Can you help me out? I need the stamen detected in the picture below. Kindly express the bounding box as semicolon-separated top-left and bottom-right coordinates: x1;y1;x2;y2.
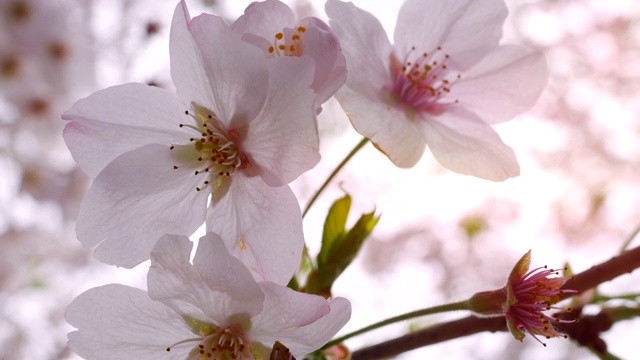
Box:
173;104;248;193
390;45;462;112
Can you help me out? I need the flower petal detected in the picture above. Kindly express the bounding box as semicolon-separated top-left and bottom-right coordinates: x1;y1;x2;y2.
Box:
169;1;216;110
188;12;268;129
335;86;426;168
298;16;347;107
148;234;264;324
283;297;351;356
75;144;208;268
62;83;188;178
66;284;193;360
326;0;393;99
243;56;319;186
206;173;303;285
454;45;548;124
251;282;351;357
420;108;520;181
394;0;507;69
231;0;295;39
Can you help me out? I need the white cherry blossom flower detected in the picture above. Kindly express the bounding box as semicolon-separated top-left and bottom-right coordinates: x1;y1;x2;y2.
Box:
62;1;319;283
65;233;351;360
326;0;548;181
231;0;346;112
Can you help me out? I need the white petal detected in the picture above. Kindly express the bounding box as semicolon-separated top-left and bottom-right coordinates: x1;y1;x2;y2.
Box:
394;0;507;69
188;13;268;129
420;108;520;181
281;297;351;356
148;234;264;325
169;1;216;110
62;83;188;178
250;282;351;357
66;284;193;360
76;144;208;268
206;173;303;285
298;17;347;108
243;57;319;186
325;0;393;99
335;86;426;168
454;45;548;124
231;0;295;38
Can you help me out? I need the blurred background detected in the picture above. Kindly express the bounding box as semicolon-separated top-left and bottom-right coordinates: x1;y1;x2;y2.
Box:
1;0;639;359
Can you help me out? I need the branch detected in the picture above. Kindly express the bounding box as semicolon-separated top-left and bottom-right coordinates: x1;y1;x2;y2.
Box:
351;245;640;360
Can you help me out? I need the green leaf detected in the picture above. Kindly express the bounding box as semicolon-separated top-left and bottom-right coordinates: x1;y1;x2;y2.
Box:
318;195;352;266
307;194;380;296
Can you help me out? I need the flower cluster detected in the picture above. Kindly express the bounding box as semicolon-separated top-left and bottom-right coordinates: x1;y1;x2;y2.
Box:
63;0;550;358
64;1;350;358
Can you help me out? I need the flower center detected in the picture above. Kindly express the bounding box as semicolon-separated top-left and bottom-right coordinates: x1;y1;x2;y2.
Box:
508;265;579;346
389;46;460;113
170;104;248;193
1;56;20;79
267;26;306;57
6;0;31;23
167;323;254;360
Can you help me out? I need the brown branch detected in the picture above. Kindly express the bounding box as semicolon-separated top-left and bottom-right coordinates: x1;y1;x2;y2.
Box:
351;245;640;360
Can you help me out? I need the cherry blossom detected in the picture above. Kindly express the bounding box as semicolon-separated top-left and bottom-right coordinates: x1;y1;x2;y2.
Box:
326;0;547;181
65;233;351;360
231;0;346;113
468;250;578;346
62;1;319;283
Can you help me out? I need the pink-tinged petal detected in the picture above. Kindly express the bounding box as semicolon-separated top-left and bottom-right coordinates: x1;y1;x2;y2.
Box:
336;86;426;168
419;108;520;181
206;173;303;285
188;13;268;129
169;1;216;109
66;284;193;360
75;144;208;268
454;46;548;124
280;297;351;356
394;0;507;69
62;83;188;178
326;0;393;99
148;234;264;325
231;0;295;38
249;282;328;346
243;57;319;186
298;16;347;106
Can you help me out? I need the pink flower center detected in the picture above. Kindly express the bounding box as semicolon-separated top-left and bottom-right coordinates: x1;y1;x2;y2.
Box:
389;46;461;113
507;265;578;346
267;26;306;57
167;323;254;360
170;104;249;193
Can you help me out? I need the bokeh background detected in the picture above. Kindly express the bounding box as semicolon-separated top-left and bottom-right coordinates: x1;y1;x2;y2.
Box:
1;0;639;359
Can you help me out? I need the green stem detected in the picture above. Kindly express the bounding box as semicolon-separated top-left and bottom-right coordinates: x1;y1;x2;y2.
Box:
321;300;471;350
302;137;369;218
619;221;640;253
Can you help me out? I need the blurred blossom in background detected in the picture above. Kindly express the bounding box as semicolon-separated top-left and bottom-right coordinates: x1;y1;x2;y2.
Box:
1;0;639;359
